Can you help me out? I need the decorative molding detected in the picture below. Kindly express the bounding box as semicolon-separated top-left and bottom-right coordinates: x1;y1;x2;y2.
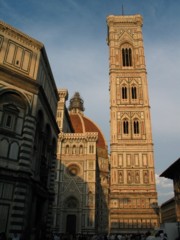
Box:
0;21;43;50
0;34;4;50
59;132;98;142
107;15;143;26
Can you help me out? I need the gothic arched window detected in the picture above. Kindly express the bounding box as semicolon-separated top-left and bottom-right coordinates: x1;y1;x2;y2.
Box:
122;48;132;67
122;86;127;99
123;120;129;134
79;145;83;154
72;145;76;154
65;145;69;154
131;86;137;99
133;120;139;134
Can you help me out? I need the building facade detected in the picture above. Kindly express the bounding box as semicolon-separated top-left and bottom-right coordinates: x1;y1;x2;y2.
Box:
107;14;159;233
53;91;109;236
160;158;180;223
0;21;59;239
160;197;176;223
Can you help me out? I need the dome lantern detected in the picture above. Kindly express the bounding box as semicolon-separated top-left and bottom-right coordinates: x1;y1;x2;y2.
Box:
68;92;85;113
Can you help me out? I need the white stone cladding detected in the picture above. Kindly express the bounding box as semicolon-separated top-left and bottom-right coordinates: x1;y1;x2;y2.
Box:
107;14;159;233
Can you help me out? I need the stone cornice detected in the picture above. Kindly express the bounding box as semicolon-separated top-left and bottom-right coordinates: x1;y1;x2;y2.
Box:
59;132;98;142
107;14;143;27
0;20;43;50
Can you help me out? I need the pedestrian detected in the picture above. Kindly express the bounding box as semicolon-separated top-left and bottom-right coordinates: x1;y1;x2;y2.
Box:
11;233;20;240
53;233;60;240
145;231;155;240
162;233;167;240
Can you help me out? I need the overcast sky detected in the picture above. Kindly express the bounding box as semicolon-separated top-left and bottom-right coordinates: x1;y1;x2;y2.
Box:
1;0;180;205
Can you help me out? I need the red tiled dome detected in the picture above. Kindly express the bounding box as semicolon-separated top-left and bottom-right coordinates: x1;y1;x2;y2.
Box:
69;113;106;149
68;92;107;149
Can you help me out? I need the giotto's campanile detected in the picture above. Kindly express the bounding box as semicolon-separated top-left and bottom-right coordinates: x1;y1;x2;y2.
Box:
107;14;159;233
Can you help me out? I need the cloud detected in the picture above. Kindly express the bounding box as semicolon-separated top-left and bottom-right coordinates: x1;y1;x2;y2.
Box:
155;174;174;205
155;174;173;188
145;40;180;174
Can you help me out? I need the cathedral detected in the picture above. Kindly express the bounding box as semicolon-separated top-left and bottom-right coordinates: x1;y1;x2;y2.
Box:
53;90;109;235
0;13;159;240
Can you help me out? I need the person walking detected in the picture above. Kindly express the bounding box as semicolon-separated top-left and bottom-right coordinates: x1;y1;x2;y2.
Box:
12;233;20;240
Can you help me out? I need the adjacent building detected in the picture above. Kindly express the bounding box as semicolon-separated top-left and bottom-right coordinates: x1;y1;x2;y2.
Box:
159;159;180;238
0;21;59;239
160;197;176;223
107;14;159;233
160;158;180;223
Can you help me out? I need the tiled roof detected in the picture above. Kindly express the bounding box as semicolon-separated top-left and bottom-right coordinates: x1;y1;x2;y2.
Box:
160;158;180;179
69;113;106;149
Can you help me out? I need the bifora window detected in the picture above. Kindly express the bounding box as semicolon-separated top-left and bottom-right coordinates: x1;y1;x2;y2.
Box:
122;48;132;67
133;120;139;134
123;120;129;134
131;86;137;99
122;86;127;99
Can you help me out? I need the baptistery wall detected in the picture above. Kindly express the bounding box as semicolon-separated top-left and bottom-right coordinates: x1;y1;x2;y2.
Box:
0;20;59;239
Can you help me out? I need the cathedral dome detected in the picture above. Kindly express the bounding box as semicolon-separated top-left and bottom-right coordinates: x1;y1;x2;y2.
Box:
68;92;107;149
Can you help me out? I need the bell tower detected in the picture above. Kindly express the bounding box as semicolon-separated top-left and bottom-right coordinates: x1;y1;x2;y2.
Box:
107;14;159;233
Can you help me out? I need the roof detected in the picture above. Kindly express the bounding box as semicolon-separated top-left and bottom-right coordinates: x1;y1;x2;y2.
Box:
68;92;107;149
161;197;175;207
160;158;180;179
0;20;43;50
69;113;107;149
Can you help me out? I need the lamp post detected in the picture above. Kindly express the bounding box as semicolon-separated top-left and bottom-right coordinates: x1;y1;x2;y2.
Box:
150;202;160;229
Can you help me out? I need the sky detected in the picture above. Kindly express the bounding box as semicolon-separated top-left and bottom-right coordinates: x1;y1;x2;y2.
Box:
1;0;180;205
